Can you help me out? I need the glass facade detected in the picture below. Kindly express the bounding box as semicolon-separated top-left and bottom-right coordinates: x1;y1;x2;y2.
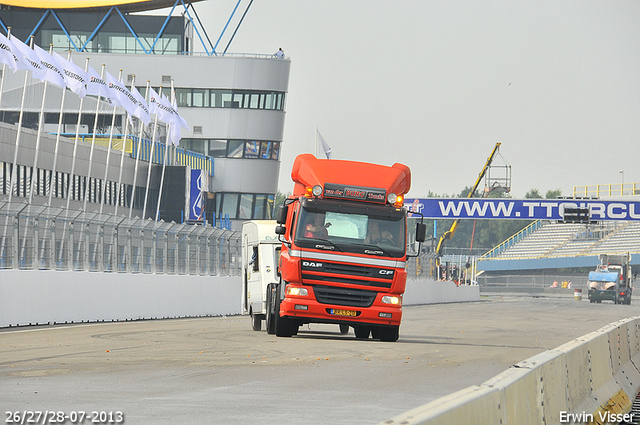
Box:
171;88;285;111
181;139;280;160
217;192;275;220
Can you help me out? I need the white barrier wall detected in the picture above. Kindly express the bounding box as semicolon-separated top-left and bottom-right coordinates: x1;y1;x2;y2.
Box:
379;315;640;425
0;272;477;328
0;270;242;327
404;280;480;305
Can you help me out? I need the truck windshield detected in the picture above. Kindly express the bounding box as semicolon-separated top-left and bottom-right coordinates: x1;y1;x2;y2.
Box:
589;280;616;291
294;198;406;257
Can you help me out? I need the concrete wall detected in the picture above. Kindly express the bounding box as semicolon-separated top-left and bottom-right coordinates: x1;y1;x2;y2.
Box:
0;272;478;328
404;280;480;305
379;315;640;425
0;270;241;327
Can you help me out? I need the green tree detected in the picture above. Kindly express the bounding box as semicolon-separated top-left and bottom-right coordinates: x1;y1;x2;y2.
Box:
545;189;562;199
274;190;291;209
525;188;543;199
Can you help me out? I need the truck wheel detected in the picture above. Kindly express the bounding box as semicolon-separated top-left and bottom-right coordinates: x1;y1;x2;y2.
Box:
251;311;262;331
354;326;371;339
339;324;350;335
375;326;399;342
274;285;296;337
265;284;275;334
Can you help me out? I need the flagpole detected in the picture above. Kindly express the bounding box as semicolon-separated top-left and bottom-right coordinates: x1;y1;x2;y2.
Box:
0;28;12;265
65;57;90;211
114;73;134;217
83;63;106;211
99;70;122;214
142;86;162;220
6;36;36;265
28;44;57;204
129;80;150;218
7;36;35;205
48;51;72;208
0;27;11;125
155;121;170;222
155;85;175;222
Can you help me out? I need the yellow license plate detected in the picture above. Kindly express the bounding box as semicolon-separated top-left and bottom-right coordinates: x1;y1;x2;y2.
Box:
331;309;357;317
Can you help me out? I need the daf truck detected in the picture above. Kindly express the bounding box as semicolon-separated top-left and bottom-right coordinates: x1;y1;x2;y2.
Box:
268;154;426;341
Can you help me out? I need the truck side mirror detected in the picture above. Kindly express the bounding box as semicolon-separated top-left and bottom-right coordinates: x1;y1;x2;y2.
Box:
275;225;286;235
415;223;427;242
276;205;288;224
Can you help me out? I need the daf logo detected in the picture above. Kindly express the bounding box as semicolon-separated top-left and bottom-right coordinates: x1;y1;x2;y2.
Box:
302;261;323;268
379;270;394;275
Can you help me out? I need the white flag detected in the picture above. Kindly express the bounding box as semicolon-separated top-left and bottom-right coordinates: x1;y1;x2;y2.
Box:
52;51;87;98
33;44;66;89
87;65;112;100
10;36;46;80
105;71;142;123
171;96;189;130
130;85;150;125
0;32;20;72
317;129;332;159
148;87;173;123
166;96;190;146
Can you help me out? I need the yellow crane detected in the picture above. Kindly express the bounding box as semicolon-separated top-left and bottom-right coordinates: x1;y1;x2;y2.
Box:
435;142;509;268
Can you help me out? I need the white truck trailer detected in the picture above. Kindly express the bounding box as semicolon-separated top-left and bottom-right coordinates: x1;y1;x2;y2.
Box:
241;220;281;330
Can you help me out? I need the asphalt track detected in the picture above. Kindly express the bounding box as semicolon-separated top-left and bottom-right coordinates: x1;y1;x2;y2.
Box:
2;295;639;425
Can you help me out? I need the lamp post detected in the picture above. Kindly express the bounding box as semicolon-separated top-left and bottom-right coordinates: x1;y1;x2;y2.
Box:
619;170;624;195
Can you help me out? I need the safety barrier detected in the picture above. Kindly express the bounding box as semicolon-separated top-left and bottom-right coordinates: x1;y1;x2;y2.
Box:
379;316;640;425
0;201;240;275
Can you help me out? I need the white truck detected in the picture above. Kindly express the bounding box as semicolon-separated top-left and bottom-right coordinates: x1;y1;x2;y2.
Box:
241;220;282;331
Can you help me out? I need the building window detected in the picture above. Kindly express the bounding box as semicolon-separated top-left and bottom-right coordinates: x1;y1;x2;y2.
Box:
181;139;280;160
141;87;286;111
218;192;276;220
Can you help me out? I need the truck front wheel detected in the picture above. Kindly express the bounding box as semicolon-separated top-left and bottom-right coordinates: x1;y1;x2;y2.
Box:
274;284;298;337
354;326;371;339
373;326;399;342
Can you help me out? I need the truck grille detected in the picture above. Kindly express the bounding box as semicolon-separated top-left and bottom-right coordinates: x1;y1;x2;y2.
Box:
312;285;377;307
301;260;395;289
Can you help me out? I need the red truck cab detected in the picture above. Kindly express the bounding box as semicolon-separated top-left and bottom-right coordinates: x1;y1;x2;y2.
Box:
268;154;425;341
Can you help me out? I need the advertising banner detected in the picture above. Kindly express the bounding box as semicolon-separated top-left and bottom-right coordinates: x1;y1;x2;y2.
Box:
404;198;640;221
189;169;204;221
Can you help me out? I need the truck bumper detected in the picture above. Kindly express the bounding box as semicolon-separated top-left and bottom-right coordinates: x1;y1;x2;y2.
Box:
280;294;402;327
588;289;616;301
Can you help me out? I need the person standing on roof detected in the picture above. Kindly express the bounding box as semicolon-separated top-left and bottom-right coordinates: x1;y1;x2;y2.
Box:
274;48;285;59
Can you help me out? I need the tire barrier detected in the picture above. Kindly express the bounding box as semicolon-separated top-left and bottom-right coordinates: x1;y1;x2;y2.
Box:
379;316;640;425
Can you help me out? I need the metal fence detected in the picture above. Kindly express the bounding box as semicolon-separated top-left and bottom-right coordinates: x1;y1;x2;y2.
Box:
0;201;241;276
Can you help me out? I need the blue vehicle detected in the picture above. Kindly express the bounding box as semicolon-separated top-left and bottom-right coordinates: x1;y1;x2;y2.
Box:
588;253;633;305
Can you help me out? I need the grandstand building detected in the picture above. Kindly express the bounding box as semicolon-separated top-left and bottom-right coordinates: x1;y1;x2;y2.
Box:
477;218;640;287
0;1;290;228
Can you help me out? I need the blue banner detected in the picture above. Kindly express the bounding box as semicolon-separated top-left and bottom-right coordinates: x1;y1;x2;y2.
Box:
189;169;204;220
404;198;640;221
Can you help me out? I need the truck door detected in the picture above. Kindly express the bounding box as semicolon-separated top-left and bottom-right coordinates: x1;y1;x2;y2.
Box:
243;234;249;313
248;245;262;314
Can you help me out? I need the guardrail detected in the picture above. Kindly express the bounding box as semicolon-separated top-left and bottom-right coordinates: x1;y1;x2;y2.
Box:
379;315;640;425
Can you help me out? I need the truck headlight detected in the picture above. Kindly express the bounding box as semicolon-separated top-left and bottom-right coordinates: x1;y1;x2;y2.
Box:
286;287;308;296
381;295;401;305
